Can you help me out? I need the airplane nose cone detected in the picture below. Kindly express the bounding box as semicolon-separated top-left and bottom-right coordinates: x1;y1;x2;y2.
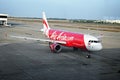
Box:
95;43;102;51
88;43;103;51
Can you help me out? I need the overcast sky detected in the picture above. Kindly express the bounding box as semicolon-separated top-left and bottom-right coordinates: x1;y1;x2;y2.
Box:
0;0;120;19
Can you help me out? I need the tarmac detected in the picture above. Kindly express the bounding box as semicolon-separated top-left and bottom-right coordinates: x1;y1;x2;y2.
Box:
0;20;120;80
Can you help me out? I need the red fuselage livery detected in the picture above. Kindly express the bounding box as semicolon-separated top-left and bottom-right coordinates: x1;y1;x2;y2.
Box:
42;12;102;53
48;29;86;50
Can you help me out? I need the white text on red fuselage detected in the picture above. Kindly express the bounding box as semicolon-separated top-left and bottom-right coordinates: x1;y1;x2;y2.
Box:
50;31;74;41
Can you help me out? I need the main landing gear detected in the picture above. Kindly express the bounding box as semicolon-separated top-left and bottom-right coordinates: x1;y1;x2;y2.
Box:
73;47;78;51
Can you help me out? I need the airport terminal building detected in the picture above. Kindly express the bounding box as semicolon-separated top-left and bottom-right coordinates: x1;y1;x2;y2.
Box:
0;14;8;26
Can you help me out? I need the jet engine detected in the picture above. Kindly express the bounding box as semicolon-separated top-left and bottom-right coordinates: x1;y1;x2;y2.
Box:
49;43;62;53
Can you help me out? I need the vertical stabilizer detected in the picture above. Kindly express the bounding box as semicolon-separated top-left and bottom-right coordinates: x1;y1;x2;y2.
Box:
42;12;50;35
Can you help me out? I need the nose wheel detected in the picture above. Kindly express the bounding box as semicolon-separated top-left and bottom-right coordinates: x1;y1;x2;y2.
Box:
86;54;91;58
86;52;91;58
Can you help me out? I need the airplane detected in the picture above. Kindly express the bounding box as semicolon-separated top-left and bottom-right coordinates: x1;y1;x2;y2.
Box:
11;12;102;58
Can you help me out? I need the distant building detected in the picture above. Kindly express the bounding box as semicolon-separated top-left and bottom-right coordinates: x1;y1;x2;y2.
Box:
95;19;120;24
104;20;120;24
0;14;8;26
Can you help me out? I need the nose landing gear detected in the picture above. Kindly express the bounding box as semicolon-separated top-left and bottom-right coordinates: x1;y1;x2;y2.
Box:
86;52;91;58
86;54;91;58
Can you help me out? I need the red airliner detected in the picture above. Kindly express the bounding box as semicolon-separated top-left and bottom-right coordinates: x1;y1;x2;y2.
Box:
42;12;102;53
11;12;102;58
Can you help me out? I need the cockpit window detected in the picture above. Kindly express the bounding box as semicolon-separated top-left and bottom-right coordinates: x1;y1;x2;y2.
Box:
89;40;100;43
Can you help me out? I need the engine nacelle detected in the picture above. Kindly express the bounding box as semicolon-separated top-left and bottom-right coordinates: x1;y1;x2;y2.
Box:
49;43;62;53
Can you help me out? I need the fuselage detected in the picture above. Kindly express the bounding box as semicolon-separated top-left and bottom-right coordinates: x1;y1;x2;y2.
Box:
47;29;102;51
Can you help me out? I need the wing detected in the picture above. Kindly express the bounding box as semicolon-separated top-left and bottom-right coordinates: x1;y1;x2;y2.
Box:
10;35;66;44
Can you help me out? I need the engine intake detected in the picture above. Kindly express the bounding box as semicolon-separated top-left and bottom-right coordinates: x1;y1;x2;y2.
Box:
49;43;62;53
